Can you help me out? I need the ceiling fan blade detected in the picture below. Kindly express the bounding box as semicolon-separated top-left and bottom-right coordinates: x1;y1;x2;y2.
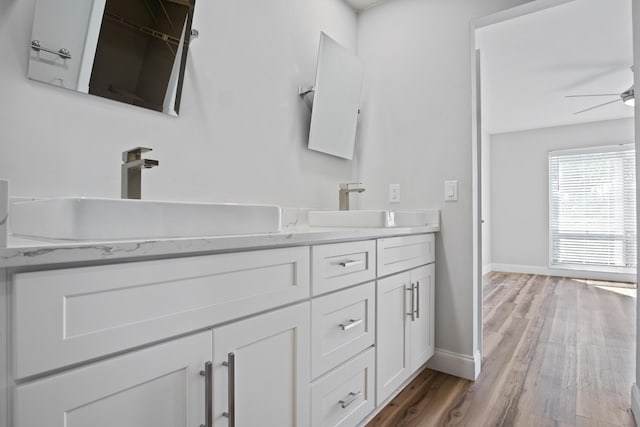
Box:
565;94;621;98
573;99;622;115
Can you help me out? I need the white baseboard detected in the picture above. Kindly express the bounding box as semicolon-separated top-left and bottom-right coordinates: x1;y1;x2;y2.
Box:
491;263;636;284
359;350;483;426
426;348;480;381
631;384;640;425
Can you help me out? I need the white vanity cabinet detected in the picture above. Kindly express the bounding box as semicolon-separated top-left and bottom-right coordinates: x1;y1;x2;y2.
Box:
212;303;310;427
376;264;435;405
375;234;435;406
2;229;439;427
15;331;212;427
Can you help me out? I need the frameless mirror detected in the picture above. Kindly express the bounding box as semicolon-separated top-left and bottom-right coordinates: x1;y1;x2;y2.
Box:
303;32;364;160
28;0;196;116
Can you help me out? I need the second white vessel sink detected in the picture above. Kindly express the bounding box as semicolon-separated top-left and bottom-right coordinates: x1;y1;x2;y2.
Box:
308;209;439;228
10;197;282;240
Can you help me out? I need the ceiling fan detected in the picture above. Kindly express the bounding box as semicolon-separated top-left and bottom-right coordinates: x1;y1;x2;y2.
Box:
566;66;635;114
566;86;635;114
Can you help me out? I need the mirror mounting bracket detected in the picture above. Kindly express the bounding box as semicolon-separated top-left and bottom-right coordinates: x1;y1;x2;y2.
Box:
298;86;315;97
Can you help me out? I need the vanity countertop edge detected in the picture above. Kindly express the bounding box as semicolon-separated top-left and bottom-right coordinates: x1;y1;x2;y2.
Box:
0;225;440;269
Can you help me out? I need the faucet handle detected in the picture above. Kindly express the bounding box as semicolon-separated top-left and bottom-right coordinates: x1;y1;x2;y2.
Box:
123;147;153;162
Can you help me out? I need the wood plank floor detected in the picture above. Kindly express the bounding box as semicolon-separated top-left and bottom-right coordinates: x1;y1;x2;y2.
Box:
367;273;637;427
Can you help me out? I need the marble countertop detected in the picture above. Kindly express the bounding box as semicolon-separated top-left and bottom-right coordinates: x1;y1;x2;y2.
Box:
0;224;440;269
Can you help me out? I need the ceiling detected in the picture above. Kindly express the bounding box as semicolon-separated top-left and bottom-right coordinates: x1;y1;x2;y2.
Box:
477;0;633;134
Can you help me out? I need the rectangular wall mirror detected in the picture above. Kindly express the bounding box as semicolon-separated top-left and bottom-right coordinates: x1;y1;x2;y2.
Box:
28;0;196;116
305;32;363;160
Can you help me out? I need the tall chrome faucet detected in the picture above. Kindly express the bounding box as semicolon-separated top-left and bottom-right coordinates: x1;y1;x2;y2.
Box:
121;147;159;199
339;183;365;211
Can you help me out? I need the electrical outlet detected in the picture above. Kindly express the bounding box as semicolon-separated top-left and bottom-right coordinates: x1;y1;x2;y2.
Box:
389;184;401;203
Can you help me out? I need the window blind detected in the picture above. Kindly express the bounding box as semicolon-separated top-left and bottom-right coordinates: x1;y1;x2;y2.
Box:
549;145;636;273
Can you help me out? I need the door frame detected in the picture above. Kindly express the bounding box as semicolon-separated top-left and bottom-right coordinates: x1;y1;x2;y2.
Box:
469;0;577;378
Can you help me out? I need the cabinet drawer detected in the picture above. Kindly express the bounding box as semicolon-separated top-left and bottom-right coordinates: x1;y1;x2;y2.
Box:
13;246;310;379
311;282;375;379
312;240;376;295
311;348;375;427
377;234;434;277
15;331;211;427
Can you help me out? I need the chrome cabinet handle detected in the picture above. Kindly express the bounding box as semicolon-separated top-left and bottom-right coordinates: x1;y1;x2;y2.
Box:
416;281;420;319
199;362;212;427
222;352;236;427
338;260;362;268
30;40;72;59
339;391;362;409
339;318;363;331
407;285;416;321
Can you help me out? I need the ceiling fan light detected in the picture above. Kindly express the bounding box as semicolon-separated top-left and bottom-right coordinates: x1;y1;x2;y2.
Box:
624;97;635;107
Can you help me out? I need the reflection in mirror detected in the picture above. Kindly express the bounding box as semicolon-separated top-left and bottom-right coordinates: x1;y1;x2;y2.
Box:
28;0;196;116
305;32;363;160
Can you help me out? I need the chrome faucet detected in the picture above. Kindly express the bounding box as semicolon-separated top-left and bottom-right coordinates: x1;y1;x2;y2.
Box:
339;183;365;211
121;147;159;200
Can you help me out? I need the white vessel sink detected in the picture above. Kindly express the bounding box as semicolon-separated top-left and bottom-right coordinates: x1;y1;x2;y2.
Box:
10;198;281;240
308;209;439;228
309;210;393;227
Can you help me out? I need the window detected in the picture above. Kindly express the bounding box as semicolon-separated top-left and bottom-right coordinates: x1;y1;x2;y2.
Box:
549;145;636;273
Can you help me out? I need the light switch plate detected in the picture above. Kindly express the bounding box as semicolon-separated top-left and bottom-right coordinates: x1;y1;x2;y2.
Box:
444;180;458;202
389;184;401;203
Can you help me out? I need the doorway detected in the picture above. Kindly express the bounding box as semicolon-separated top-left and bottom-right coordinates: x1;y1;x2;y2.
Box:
471;0;637;411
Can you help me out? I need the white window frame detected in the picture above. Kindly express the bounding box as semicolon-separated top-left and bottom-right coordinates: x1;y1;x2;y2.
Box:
548;143;636;274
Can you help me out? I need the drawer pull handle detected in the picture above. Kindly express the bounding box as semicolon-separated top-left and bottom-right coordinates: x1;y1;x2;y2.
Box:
407;285;416;322
338;260;362;268
199;361;212;427
339;391;362;409
416;281;420;319
222;352;236;427
339;318;363;331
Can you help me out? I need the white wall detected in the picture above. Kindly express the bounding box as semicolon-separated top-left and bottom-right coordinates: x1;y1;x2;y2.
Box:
2;0;545;379
0;0;358;209
490;118;635;272
357;0;532;363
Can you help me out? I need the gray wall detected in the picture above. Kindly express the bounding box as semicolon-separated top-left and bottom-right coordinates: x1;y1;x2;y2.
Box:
490;118;635;269
357;0;532;359
0;0;358;209
1;0;540;374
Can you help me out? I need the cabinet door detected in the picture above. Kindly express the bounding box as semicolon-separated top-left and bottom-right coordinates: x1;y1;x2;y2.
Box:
376;272;411;405
15;331;212;427
213;303;310;427
410;264;435;371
